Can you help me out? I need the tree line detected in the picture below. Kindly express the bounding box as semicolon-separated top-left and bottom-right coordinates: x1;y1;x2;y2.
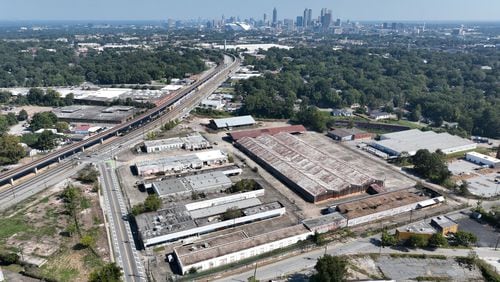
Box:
0;41;209;87
236;46;499;138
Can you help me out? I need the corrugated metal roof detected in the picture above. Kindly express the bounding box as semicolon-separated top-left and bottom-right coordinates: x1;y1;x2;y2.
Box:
211;115;255;128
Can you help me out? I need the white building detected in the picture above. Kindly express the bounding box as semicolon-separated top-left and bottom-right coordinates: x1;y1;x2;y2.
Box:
209;115;256;130
465;152;500;168
174;225;311;274
371;129;477;157
144;133;210;153
135;150;228;176
199;99;225;110
370;111;396;120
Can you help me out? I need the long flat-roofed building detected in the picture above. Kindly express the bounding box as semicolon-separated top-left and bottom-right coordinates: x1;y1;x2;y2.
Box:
135;189;286;247
152;171;232;198
336;190;444;226
174;225;311;274
135;150;228;176
144;133;211;153
53;105;138;124
209;115;256;130
371;129;476;157
236;132;383;203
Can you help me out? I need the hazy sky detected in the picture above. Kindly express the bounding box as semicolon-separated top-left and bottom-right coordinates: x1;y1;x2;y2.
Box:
1;0;499;22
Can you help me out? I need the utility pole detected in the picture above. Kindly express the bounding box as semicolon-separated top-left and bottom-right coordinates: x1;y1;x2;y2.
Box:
495;236;499;251
253;262;258;281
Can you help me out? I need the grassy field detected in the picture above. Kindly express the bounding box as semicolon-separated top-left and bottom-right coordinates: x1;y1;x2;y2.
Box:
0;214;32;243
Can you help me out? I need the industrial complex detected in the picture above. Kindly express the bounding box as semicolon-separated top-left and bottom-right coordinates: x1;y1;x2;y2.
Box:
236;132;383;202
135;189;286;247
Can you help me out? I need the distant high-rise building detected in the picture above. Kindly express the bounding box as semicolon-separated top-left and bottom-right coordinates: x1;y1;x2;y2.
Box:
321;8;332;30
296;16;303;28
335;18;341;26
263;13;267;24
307;9;312;26
303;8;312;28
272;7;278;25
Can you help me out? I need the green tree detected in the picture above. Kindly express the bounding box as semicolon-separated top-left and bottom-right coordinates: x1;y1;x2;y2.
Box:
89;263;122;282
0;116;9;133
29;111;58;131
310;254;348;282
0;252;20;265
17;109;28;121
381;230;398;247
410;104;422;122
428;232;448;248
0;91;11;103
55;121;69;133
412;149;451;184
296;106;327;132
453;231;477;247
34;130;57;151
80;234;96;249
77;164;100;184
5;113;18;126
144;194;162;212
221;207;242;221
312;231;326;246
0;134;26;165
406;234;429;248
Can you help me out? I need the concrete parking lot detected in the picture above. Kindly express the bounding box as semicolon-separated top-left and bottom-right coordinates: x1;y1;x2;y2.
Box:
377;256;483;281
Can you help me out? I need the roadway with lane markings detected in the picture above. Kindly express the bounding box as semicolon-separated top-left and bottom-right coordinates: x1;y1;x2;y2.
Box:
0;54;240;281
0;54;238;186
100;162;145;281
0;54;240;212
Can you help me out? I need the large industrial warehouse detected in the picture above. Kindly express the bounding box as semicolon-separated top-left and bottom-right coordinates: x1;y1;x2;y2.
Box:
236;132;383;203
371;129;476;157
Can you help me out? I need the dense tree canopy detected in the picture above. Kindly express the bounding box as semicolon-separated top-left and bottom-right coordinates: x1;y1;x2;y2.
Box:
29;111;58;131
0;134;26;165
412;149;451;184
0;42;208;87
236;46;499;138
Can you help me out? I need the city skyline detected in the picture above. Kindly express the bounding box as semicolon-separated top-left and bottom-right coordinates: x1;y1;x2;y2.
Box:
0;0;499;22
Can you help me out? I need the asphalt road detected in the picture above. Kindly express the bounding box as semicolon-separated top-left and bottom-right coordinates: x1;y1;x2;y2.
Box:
218;236;499;282
0;54;240;281
0;160;83;210
100;162;145;281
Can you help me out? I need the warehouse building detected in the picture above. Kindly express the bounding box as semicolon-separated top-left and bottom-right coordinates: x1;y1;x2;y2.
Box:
302;213;347;234
335;189;444;226
151;171;232;198
327;128;374;142
228;125;306;141
174;225;311;274
135;150;228;176
209;115;256;130
395;216;458;240
236;132;383;203
371;129;476;157
465;152;500;168
53;105;138;124
137;192;284;247
144;133;211;153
